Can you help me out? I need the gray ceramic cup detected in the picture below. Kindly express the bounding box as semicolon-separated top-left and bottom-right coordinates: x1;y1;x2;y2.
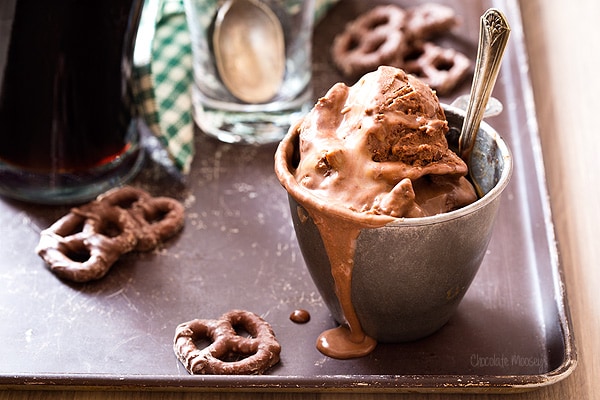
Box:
275;104;512;342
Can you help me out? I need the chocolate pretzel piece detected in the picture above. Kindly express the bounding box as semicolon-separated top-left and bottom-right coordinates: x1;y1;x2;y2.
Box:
35;203;138;282
173;310;281;375
404;2;458;40
404;42;472;96
331;5;407;78
36;186;185;282
331;3;470;95
98;186;185;252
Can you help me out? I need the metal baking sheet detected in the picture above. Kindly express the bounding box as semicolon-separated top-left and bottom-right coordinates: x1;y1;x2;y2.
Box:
0;0;576;393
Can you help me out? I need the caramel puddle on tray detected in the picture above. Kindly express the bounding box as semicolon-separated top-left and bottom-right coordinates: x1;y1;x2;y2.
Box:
308;210;377;359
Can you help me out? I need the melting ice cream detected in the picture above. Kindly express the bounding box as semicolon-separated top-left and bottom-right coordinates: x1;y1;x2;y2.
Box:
275;66;477;358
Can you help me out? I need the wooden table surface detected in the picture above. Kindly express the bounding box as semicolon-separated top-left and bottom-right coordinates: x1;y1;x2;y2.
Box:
2;0;598;399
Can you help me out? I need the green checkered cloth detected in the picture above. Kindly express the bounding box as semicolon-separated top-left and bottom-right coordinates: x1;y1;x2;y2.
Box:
133;0;337;174
134;0;194;173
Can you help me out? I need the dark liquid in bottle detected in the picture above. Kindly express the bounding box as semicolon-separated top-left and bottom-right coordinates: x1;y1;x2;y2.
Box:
0;0;143;173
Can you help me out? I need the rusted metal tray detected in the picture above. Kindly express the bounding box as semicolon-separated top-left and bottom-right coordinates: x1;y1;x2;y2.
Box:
0;0;576;393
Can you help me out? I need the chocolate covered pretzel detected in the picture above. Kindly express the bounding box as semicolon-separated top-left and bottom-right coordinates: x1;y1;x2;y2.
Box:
403;41;471;96
173;310;281;375
332;3;470;95
404;2;458;40
331;5;408;78
36;186;185;282
98;186;185;252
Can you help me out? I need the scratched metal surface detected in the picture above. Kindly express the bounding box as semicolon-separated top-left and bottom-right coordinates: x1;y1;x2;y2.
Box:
0;0;575;392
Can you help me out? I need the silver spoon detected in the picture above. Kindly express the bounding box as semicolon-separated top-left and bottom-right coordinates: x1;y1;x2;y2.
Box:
458;8;510;195
451;94;503;118
212;0;285;104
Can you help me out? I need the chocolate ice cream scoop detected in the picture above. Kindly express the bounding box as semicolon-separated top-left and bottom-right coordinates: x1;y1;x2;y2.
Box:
293;66;476;218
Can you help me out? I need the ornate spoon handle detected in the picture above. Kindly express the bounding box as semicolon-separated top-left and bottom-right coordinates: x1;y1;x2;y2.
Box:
459;8;511;163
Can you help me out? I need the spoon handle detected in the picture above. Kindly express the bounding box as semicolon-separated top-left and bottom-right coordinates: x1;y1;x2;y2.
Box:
459;8;511;162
